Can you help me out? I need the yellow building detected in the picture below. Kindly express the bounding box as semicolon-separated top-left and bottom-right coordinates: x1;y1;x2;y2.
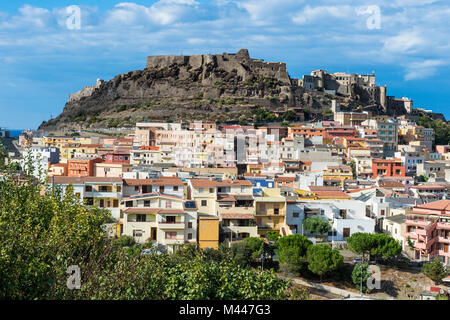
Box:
323;165;353;187
295;189;318;200
198;215;219;249
254;188;288;236
43;136;76;149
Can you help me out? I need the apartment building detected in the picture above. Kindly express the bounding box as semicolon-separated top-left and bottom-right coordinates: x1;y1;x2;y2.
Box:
404;200;450;265
254;188;288;237
323;165;353;187
362;119;399;154
52;176;123;220
121;193;197;252
67;157;103;177
187;179;253;217
123;177;184;198
372;159;405;179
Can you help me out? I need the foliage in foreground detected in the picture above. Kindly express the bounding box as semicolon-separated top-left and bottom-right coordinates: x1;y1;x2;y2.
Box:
307;244;343;280
421;258;448;283
0;170;290;300
351;263;372;293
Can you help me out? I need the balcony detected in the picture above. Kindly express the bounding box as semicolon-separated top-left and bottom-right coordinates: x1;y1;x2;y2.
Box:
416;228;427;236
437;222;450;230
164;237;185;245
85;191;121;198
158;222;185;229
405;220;430;228
222;225;258;237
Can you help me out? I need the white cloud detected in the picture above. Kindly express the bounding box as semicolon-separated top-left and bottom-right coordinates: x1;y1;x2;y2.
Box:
105;0;199;26
0;5;52;29
237;0;302;25
292;5;354;25
382;31;428;54
404;59;444;80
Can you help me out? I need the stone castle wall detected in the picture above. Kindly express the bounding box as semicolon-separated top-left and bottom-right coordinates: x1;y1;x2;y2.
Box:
146;49;291;85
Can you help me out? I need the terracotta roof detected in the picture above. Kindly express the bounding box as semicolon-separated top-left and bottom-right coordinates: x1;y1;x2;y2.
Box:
315;190;351;199
123;177;183;186
52;176;122;184
190;179;252;188
220;213;255;220
416;200;450;211
412;184;449;190
309;186;340;192
122;192;182;201
379;181;405;188
217;195;236;202
275;176;295;182
122;208;184;214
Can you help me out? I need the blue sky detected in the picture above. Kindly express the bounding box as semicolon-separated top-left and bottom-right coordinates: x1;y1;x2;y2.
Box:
0;0;449;130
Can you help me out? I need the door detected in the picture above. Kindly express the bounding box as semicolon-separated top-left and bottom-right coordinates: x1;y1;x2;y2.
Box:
445;244;449;253
343;228;350;238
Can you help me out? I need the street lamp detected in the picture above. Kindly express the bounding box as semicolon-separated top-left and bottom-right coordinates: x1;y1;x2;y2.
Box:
360;264;363;297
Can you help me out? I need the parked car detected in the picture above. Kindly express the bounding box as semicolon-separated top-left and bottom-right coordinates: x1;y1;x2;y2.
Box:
353;257;364;264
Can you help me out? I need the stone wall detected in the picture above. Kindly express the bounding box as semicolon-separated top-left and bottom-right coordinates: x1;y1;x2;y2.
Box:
146;49;291;85
69;78;104;102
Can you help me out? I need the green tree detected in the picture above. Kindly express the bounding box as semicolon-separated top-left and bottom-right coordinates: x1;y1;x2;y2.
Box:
113;235;136;248
266;231;280;243
346;233;374;260
307;244;343;281
0;165;292;300
369;233;402;260
422;258;448;283
277;234;312;274
352;263;371;293
230;241;254;267
302;216;331;235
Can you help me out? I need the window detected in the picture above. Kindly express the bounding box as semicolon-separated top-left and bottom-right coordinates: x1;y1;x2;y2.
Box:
165;200;172;208
165;232;177;239
144;200;150;207
293;212;299;218
136;214;146;222
201;200;207;207
188;222;193;229
160;186;165;193
259;203;266;213
343;228;350;238
174;186;178;191
209;188;214;193
85;185;93;192
188;233;193;240
133;230;143;237
165;216;176;223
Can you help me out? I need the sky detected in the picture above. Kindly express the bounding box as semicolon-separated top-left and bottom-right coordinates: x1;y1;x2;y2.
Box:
0;0;449;130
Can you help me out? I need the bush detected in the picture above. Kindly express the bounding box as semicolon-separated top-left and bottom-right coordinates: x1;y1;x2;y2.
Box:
422;258;448;283
113;235;136;248
352;263;371;293
303;216;331;235
306;244;343;281
277;235;312;274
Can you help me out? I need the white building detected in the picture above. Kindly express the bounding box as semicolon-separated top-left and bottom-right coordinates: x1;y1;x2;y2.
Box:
121;193;197;252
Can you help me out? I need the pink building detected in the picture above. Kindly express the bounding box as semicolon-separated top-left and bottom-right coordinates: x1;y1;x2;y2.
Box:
404;200;450;265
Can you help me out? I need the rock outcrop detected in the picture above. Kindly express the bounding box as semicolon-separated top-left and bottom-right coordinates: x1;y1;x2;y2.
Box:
39;49;389;131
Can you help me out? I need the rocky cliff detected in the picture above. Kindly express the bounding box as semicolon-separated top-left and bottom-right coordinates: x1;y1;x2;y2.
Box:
39;49;388;131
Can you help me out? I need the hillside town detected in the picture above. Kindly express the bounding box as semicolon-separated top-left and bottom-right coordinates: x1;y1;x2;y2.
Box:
2;104;450;300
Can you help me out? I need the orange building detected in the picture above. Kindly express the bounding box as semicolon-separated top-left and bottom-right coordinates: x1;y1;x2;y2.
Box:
372;159;405;179
68;157;103;177
198;215;219;249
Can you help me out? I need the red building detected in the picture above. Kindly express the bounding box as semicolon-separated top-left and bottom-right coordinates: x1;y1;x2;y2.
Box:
372;158;405;178
68;157;103;177
105;152;131;164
